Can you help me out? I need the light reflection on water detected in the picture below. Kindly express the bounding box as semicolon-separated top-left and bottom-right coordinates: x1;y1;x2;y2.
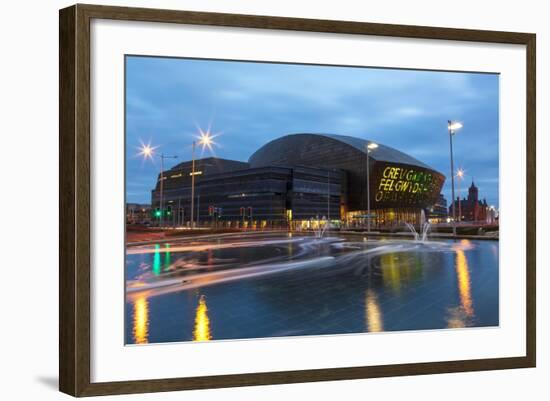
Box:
152;244;161;276
125;233;499;344
447;239;475;328
365;290;383;332
164;244;171;271
133;295;149;344
381;253;405;294
193;295;212;341
455;242;474;317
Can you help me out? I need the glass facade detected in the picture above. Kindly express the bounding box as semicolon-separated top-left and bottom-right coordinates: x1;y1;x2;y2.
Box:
151;134;446;228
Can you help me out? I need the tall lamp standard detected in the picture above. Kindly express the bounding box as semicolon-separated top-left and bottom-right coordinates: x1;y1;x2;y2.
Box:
190;131;215;228
137;142;177;227
159;153;178;226
447;120;463;236
366;142;378;233
456;168;464;223
327;170;331;222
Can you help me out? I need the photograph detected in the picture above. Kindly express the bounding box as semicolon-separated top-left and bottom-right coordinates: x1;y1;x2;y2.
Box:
124;55;500;345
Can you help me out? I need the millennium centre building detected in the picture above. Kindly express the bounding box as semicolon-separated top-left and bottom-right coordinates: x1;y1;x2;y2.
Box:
151;133;446;229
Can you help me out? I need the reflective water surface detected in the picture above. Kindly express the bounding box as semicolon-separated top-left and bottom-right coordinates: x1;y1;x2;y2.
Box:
125;233;499;344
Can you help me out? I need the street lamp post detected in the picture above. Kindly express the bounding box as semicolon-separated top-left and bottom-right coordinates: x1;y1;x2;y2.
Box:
196;192;201;227
137;142;178;227
327;170;330;223
448;120;463;237
189;130;215;228
456;168;464;223
366;142;378;233
177;198;181;226
190;141;196;228
159;153;178;227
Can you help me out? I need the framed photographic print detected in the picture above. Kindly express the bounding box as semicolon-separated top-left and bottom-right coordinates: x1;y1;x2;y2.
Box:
59;4;536;397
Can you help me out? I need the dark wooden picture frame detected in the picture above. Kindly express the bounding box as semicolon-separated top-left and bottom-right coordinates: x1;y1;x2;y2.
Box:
59;3;536;397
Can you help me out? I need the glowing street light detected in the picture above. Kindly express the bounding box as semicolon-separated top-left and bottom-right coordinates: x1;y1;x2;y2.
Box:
198;131;214;149
366;142;378;233
139;145;153;159
448;121;463;131
137;141;158;161
190;129;218;228
448;120;463;236
137;141;177;226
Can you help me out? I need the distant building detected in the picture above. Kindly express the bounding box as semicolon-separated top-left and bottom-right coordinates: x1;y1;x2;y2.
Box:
126;203;152;224
151;133;446;228
449;180;489;222
426;193;448;223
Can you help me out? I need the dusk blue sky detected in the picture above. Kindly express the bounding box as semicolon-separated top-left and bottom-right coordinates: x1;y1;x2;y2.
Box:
126;56;499;207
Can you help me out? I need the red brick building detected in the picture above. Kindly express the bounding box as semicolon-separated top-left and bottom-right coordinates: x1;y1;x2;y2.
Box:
449;180;488;222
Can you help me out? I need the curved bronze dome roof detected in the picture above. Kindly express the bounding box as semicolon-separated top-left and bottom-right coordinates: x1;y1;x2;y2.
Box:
249;133;439;173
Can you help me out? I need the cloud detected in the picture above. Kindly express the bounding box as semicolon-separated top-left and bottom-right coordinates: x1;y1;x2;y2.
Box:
395;107;426;117
217;90;250;101
125;56;499;206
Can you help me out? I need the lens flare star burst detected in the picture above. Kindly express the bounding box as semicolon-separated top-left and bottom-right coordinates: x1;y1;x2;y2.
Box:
137;140;159;161
194;124;221;155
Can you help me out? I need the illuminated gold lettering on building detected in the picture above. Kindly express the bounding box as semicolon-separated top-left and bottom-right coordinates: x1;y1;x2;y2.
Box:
373;164;442;206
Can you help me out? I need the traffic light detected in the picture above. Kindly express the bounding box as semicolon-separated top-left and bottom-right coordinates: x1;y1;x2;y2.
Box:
208;206;214;216
154;209;162;218
247;206;253;217
240;207;245;216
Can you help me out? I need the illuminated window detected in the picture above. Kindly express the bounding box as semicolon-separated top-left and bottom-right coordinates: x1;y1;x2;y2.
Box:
286;209;293;221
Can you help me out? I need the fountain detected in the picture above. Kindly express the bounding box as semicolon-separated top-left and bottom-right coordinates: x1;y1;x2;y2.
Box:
314;216;329;239
404;210;431;242
404;222;419;241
